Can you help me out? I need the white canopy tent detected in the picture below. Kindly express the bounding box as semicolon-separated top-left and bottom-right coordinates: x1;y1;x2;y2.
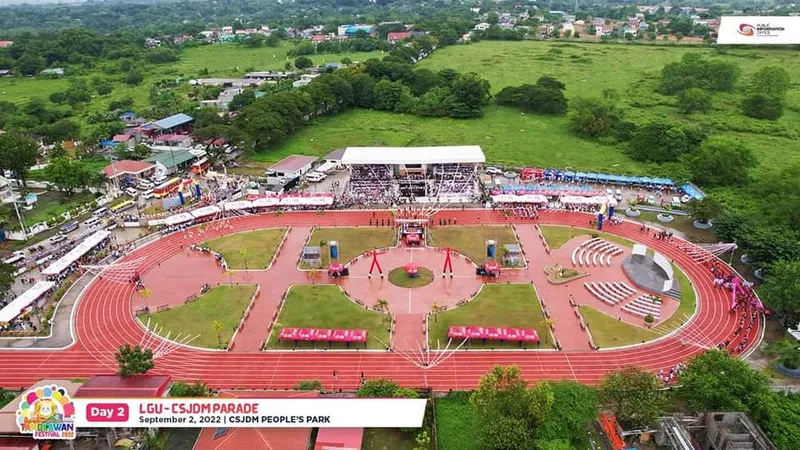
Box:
0;281;55;323
165;212;194;226
190;205;221;219
252;197;279;208
492;194;548;204
42;230;111;276
222;200;254;211
560;195;617;206
341;146;486;165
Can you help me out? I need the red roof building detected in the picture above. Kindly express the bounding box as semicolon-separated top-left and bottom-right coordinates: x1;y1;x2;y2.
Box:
102;160;155;180
311;34;330;43
0;41;13;48
193;390;319;450
75;375;171;398
314;428;364;450
387;31;412;43
113;134;132;142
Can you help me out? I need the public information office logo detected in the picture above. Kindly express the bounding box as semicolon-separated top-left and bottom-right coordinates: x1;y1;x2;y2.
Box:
738;23;756;36
16;385;76;440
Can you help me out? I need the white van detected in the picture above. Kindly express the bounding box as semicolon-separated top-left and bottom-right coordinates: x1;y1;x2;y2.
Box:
141;189;154;200
83;217;101;228
49;234;68;245
671;196;682;208
125;187;139;198
93;207;110;218
306;172;327;183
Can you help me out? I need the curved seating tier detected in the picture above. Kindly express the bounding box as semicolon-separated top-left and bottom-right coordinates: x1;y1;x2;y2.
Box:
584;281;637;306
572;238;624;267
622;295;662;320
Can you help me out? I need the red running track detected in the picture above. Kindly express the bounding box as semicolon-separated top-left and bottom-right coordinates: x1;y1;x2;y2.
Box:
0;210;762;391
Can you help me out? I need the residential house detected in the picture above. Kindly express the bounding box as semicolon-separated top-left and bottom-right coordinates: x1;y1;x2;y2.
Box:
622;25;637;36
707;19;721;31
152;134;192;148
636;13;645;21
173;34;193;45
41;68;65;77
540;23;555;36
593;17;605;27
310;34;330;43
337;24;374;37
102;160;156;187
222;26;233;35
474;22;491;31
293;73;320;88
628;17;640;28
0;70;11;77
387;31;412;43
534;14;545;21
244;71;292;82
0;41;13;48
549;10;565;15
112;134;135;150
199;30;215;41
0;176;15;204
144;149;198;176
144;38;161;48
639;22;650;31
637;6;659;13
518;11;530;20
597;25;615;36
562;23;575;33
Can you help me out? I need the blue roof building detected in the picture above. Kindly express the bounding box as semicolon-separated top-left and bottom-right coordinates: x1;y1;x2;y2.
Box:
141;113;194;132
345;25;374;36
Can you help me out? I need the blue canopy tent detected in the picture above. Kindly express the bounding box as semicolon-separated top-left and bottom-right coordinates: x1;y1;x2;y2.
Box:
682;183;705;200
564;171;575;180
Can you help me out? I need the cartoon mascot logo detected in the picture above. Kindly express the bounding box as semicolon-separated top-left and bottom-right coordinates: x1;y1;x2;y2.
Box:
738;24;756;36
16;385;76;440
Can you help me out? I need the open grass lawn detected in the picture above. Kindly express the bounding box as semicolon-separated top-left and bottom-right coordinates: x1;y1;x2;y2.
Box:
578;263;696;347
139;285;256;349
362;428;419;450
435;392;479;450
388;267;434;288
426;225;517;264
0;77;70;105
178;42;382;78
429;284;549;349
306;227;396;267
539;224;634;250
204;228;287;269
267;285;389;349
579;305;656;348
1;191;97;230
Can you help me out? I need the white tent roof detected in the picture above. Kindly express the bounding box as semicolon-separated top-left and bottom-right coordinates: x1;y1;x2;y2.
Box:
42;230;111;276
341;146;485;165
492;194;548;204
165;212;194;226
252;197;279;207
190;205;220;219
222;200;253;211
0;281;55;323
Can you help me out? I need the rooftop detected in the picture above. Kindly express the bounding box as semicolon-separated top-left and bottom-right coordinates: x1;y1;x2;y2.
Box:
314;428;364;450
270;155;317;172
103;160;155;178
324;148;346;161
145;149;197;169
193;390;318;450
144;113;194;131
341;146;486;165
75;374;171;398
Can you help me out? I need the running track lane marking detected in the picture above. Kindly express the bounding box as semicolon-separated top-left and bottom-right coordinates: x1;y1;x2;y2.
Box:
268;352;283;389
563;352;578;382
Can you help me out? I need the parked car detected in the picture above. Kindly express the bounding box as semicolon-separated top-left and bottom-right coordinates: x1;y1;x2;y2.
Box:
141;189;154;200
305;172;327;183
485;167;502;175
93;207;110;218
49;234;67;245
137;180;154;190
503;171;518;179
125;187;139;198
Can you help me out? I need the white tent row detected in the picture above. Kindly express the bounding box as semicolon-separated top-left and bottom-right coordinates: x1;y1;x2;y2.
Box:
42;230;111;276
0;280;56;323
560;195;618;207
165;212;194;226
492;194;549;204
190;205;221;219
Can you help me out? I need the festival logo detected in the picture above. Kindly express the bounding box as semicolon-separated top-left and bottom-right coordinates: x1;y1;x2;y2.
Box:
16;385;76;440
738;23;756;36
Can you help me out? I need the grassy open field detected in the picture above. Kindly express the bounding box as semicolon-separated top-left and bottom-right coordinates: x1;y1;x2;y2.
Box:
139;285;256;349
0;77;70;105
435;392;479;450
426;225;518;264
267;285;389;349
261;40;800;176
306;227;396;267
539;224;634;250
204;228;287;269
0;191;96;230
429;284;549;349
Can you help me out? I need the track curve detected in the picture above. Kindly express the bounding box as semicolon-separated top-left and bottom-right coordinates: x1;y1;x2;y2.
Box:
0;210;761;390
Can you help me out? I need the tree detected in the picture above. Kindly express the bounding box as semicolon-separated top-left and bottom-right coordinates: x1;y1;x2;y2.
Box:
294;56;313;70
569;97;626;139
537;381;598;444
115;344;155;376
750;66;790;99
599;366;664;429
742;93;783;121
44;157;92;195
17;54;45;76
488;12;500;25
471;365;534;449
0;263;15;299
374;298;389;312
627;122;692;163
760;260;800;328
170;380;211;397
372;79;410;111
660;53;740;95
45;119;81;144
677;87;711;114
686;136;756;187
357;379;399;397
229;89;256;111
495;79;568;115
0;133;39;186
212;320;224;346
295;379;323;391
543;319;553;344
125;70;143;85
677;350;771;414
685;197;723;224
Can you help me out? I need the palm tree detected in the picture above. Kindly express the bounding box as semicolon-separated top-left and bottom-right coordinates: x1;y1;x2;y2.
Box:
306;269;321;285
225;269;236;285
543;319;554;344
212;320;224;346
430;303;444;323
383;314;393;332
374;299;389;313
239;248;248;269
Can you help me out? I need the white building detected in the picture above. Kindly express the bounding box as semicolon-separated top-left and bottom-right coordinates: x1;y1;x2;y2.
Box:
473;22;490;31
292;73;320;88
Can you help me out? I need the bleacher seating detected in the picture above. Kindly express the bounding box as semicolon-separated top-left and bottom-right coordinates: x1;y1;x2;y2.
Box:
572;238;623;267
622;295;662;320
584;281;637;306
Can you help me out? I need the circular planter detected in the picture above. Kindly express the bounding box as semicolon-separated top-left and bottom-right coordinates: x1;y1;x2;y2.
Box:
754;268;765;281
693;220;713;229
775;362;800;378
656;213;674;223
388;267;434;289
741;254;751;265
625;208;641;217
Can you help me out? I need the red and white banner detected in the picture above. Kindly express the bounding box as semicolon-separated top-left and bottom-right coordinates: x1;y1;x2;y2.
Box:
72;398;426;428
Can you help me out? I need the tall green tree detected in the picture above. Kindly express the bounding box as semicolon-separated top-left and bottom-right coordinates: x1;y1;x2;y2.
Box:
742;93;783;121
470;365;534;449
170;380;211;397
44;157;92;195
537;381;598;443
0;263;16;299
357;379;399;397
677;350;771;414
0;132;39;186
599;366;664;429
760;260;800;327
686;136;756;187
569;97;627;139
627;122;692;163
115;344;155;377
750;66;791;99
677;87;712;114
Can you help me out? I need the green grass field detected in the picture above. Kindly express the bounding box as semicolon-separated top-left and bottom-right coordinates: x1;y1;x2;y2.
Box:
139;285;256;349
538;225;634;250
204;228;287;269
435;392;479;450
1;191;96;230
429;284;549;349
362;428;420;450
268;285;389;349
426;225;518;264
388;267;434;288
306;227;396;267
